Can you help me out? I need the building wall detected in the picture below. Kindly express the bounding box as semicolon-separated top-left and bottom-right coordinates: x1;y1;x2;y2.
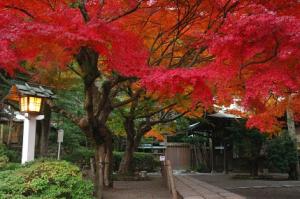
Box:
0;122;23;144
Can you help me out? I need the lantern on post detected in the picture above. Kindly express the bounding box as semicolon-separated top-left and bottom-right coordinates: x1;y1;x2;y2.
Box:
20;96;43;113
5;83;55;164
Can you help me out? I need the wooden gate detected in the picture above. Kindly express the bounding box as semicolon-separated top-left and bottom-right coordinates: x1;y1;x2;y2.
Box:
165;143;191;170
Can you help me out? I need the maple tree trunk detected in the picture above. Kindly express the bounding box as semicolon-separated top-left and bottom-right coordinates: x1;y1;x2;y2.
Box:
119;117;136;175
119;122;149;175
118;135;135;175
94;142;105;199
77;46;116;197
94;134;113;198
104;133;113;188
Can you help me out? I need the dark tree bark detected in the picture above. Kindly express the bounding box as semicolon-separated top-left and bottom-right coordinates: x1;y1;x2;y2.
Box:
39;103;52;156
118;117;136;175
118;139;135;174
94;141;105;199
118;116;154;175
92;126;114;198
76;46;108;199
118;98;187;175
104;132;113;188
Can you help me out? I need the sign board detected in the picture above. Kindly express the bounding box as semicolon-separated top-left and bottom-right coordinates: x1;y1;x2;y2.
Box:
160;155;166;162
57;129;64;143
215;146;224;150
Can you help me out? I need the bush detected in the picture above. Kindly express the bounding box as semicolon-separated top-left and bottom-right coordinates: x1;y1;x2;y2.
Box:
0;144;20;163
63;147;94;167
0;155;8;169
266;132;298;172
113;152;159;172
0;162;21;171
0;160;94;199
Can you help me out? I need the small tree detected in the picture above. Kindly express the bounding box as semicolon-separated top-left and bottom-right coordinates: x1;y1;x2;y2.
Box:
266;131;299;180
227;121;267;176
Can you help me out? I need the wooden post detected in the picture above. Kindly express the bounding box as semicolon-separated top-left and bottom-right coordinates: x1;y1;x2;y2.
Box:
161;161;167;187
166;160;177;199
166;162;171;191
90;158;95;179
0;124;3;144
223;141;228;174
209;137;214;173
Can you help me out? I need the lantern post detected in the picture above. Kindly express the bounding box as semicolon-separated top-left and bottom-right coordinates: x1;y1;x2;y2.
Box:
6;83;55;164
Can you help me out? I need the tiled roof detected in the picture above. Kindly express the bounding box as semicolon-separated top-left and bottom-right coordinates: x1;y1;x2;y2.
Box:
5;82;56;101
15;83;55;98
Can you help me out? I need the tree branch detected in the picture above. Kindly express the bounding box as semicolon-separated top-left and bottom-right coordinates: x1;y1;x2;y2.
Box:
150;110;188;126
78;0;90;22
4;5;35;18
136;102;177;119
47;100;83;126
67;65;82;77
106;1;142;23
111;89;143;108
0;72;12;86
241;37;279;69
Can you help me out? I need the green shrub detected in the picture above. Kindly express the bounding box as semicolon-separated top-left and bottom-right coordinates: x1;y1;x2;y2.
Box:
0;160;94;199
0;144;20;162
63;147;94;167
113;152;159;172
0;155;8;169
266;132;298;172
0;162;21;171
194;163;210;173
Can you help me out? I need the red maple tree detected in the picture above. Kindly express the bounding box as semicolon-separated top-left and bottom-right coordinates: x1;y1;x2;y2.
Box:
0;1;300;196
0;0;149;76
142;1;300;133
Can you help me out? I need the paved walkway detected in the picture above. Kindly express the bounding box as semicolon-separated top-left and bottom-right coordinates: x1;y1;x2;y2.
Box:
175;175;245;199
103;176;171;199
192;173;300;199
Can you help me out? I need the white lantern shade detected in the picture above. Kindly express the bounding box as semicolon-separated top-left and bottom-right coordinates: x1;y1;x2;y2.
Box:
20;96;43;113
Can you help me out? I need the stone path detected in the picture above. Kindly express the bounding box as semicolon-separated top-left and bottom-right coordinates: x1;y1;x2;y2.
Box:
191;173;300;190
175;175;245;199
103;176;171;199
192;173;300;199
